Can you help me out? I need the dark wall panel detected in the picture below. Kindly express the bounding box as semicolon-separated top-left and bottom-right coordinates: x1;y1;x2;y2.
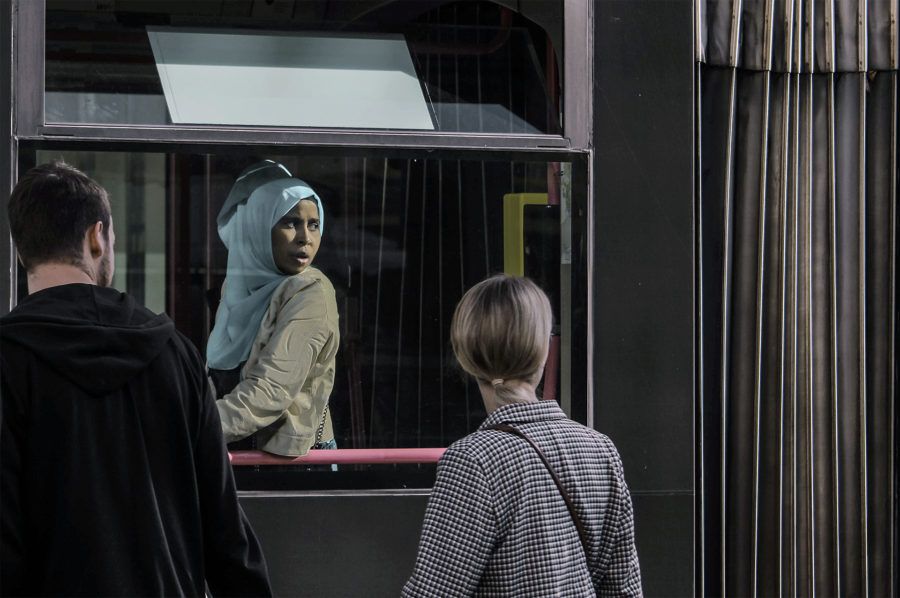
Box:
593;1;695;594
240;493;428;597
242;492;696;598
593;0;695;493
632;492;694;597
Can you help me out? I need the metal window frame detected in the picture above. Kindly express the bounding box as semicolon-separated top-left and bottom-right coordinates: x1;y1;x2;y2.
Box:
13;0;593;152
15;138;592;430
5;0;596;448
5;0;595;388
2;0;14;311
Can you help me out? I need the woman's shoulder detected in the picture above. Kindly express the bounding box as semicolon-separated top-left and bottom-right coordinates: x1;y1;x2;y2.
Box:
445;417;624;472
440;428;517;469
437;435;491;478
270;269;337;319
540;417;625;465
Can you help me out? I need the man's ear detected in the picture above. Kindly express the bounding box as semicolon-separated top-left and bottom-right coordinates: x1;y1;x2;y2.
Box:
86;221;105;258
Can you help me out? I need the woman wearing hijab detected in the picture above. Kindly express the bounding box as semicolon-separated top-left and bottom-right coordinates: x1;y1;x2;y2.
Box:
207;160;339;456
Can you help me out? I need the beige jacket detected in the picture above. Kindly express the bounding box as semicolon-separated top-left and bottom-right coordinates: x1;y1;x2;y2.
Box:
217;267;340;456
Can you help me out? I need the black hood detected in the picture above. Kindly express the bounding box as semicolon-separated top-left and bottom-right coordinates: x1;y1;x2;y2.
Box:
0;284;176;396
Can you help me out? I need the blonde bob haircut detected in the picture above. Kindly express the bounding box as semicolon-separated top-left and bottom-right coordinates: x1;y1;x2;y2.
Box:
450;274;553;406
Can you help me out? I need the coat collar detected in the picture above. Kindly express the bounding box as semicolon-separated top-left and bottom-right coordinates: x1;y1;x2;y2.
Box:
478;400;568;430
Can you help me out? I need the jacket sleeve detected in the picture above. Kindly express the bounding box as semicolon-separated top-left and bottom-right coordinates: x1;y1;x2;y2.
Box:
216;287;333;445
595;450;642;597
401;447;496;597
0;366;26;595
195;370;273;597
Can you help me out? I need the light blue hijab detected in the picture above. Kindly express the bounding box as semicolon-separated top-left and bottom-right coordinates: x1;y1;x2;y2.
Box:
206;160;325;370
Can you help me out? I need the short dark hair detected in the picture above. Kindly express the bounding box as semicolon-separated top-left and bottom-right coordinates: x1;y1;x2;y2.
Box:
8;161;111;270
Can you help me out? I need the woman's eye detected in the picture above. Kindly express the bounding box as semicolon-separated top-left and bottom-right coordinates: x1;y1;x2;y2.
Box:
309;221;319;231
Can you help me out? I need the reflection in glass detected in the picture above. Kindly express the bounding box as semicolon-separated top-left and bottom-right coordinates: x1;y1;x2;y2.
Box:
45;0;561;133
26;150;572;451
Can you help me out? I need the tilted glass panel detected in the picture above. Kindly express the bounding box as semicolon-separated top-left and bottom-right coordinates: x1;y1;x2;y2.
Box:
146;28;434;129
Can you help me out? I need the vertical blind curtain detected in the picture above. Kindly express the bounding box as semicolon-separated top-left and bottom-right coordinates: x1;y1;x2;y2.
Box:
697;1;897;596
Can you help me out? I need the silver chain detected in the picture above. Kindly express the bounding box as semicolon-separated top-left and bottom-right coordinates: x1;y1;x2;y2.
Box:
314;403;329;444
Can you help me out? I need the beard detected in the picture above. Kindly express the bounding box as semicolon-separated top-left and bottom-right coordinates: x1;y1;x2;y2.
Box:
96;252;113;288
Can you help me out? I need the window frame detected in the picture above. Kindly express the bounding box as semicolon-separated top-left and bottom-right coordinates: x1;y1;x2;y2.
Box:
13;0;593;151
16;139;592;432
5;0;597;476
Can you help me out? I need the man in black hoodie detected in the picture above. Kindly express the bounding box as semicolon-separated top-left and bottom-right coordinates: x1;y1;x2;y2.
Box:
0;162;272;596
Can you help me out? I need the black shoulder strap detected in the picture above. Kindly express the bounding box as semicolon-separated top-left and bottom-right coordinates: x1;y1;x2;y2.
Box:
485;423;590;558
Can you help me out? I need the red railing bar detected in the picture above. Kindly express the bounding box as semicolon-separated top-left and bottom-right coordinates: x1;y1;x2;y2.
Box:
229;448;446;466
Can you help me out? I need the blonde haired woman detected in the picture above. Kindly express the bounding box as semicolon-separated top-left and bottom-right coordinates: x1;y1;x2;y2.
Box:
402;275;642;597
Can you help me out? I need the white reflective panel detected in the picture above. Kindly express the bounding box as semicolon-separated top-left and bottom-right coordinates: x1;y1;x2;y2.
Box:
147;28;435;130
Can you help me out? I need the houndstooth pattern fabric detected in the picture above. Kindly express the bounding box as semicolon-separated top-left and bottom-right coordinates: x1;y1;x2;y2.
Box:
402;401;642;597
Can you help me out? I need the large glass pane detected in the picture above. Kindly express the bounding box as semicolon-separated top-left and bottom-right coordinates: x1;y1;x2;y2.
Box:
20;147;581;488
45;0;563;134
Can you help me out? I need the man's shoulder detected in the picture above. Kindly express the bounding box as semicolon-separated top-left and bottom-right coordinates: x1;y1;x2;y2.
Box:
159;328;205;370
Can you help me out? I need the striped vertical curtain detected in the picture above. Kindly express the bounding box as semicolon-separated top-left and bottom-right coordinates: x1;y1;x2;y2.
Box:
697;1;898;596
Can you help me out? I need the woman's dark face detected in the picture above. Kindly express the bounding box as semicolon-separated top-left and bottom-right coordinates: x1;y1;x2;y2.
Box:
271;199;321;275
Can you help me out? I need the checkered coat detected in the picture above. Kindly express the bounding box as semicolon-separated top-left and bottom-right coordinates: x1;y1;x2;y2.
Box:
402;401;642;597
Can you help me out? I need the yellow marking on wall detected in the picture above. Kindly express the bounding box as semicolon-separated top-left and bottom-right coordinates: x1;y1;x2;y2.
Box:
502;193;548;276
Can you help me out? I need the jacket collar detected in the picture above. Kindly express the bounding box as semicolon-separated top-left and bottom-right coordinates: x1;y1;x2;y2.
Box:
478;400;568;430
